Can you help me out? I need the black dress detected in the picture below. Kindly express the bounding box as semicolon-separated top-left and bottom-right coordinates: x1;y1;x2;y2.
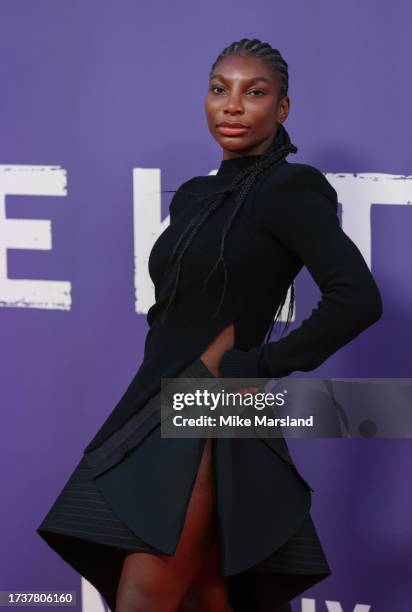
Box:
37;143;383;611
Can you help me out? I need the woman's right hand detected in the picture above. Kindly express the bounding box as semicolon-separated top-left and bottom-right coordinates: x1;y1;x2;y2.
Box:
199;324;258;394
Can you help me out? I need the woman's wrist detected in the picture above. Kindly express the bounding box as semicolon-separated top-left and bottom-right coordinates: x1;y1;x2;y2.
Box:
218;348;261;378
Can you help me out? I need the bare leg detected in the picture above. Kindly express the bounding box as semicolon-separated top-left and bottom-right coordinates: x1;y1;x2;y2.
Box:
115;436;227;612
178;534;231;612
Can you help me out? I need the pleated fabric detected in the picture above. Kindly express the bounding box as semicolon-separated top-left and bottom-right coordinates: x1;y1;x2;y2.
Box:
37;455;159;553
37;357;331;611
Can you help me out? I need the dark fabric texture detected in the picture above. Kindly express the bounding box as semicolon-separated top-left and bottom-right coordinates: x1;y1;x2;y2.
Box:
37;356;331;611
82;155;382;465
83;355;303;480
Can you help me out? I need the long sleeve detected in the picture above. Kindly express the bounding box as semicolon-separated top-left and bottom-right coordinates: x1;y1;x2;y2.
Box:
219;165;383;379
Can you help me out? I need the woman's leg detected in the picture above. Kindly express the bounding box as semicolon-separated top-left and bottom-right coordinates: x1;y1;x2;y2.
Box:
115;435;227;612
178;534;231;612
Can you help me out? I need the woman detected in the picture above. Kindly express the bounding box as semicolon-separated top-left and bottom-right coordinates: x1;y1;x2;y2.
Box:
37;38;383;612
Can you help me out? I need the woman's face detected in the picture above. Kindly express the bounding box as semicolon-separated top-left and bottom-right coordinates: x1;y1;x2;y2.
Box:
204;53;290;160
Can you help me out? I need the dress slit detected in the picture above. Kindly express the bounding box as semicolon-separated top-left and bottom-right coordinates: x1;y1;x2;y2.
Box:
37;357;331;611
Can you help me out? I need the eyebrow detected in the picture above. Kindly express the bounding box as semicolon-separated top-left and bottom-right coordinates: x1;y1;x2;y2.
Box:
209;73;272;85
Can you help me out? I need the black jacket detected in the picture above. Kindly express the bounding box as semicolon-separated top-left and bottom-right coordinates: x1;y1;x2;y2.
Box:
83;156;383;479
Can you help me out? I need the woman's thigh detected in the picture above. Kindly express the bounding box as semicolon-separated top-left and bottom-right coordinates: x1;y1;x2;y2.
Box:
115;435;220;611
178;534;231;612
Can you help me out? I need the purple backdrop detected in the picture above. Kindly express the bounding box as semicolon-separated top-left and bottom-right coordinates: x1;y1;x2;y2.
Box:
1;2;411;611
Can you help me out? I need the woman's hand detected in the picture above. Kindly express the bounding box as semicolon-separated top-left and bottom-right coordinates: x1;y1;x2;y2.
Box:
199;324;258;394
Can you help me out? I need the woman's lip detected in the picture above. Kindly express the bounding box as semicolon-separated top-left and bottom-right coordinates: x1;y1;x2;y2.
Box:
217;125;249;137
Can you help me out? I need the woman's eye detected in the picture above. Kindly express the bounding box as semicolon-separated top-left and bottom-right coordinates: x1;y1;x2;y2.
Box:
211;86;264;97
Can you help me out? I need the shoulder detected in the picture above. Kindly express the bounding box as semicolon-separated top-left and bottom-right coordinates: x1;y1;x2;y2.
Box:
250;162;340;243
171;176;204;203
252;161;338;219
169;175;209;221
175;174;216;197
258;161;338;202
171;173;219;204
178;175;204;190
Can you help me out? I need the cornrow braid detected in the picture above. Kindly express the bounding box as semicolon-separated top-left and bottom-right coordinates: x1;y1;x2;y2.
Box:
159;39;297;345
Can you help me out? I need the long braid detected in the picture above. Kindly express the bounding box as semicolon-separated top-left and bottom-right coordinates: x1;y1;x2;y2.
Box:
160;38;297;343
159;161;265;323
201;140;292;317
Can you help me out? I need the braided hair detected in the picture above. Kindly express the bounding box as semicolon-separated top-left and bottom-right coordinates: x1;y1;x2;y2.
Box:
159;38;298;345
